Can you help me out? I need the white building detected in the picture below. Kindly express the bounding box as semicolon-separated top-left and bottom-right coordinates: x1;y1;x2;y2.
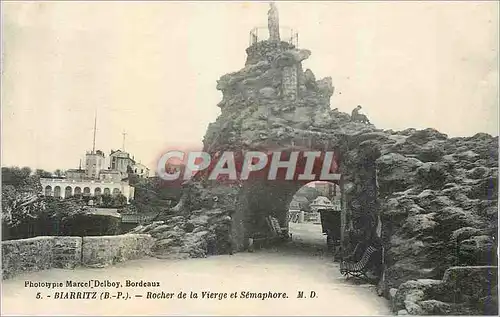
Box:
99;169;125;182
40;178;135;203
40;146;135;202
310;196;335;211
109;149;135;175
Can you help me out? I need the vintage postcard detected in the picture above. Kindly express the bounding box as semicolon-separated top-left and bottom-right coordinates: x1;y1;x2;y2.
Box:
1;1;498;316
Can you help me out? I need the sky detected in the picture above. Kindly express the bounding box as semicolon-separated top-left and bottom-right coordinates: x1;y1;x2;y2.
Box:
1;1;498;173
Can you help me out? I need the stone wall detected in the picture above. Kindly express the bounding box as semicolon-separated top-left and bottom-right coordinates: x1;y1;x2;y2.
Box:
81;234;154;267
2;236;55;279
2;234;153;279
52;237;82;269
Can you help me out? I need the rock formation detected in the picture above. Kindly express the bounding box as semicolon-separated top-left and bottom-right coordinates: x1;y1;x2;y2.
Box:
131;6;498;315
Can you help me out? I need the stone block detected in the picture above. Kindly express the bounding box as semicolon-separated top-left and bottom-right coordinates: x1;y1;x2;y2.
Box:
442;266;498;304
2;236;55;279
52;236;82;269
419;299;453;315
81;234;154;268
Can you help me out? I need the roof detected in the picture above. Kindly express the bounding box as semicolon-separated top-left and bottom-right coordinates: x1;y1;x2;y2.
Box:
66;169;85;173
110;149;131;157
86;150;105;157
88;208;121;218
310;196;334;208
100;169;122;174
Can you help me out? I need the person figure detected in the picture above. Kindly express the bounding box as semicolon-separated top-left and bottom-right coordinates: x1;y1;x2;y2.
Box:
351;105;371;124
268;2;280;42
351;105;362;118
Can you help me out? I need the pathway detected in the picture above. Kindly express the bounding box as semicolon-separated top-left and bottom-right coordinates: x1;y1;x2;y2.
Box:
1;223;390;316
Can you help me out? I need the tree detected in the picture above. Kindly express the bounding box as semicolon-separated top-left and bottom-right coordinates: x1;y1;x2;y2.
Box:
2;166;33;187
101;193;113;208
44;196;88;220
54;169;65;177
35;169;52;178
2;167;44;226
112;194;127;208
295;186;320;201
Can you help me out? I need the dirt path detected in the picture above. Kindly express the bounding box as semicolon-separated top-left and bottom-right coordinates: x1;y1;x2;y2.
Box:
2;224;391;316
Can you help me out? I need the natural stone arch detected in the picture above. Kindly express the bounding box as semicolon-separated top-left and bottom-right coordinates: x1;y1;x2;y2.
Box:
83;187;91;196
104;188;111;195
180;139;380;253
243;151;341;232
112;188;121;196
166;134;380;257
64;186;72;198
180;149;346;251
153;25;382;262
94;187;102;196
74;187;82;195
54;186;61;198
44;185;52;196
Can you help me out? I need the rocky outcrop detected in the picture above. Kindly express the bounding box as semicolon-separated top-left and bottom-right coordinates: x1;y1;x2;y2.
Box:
391;266;498;315
130;37;498;315
374;131;498;297
130;183;242;258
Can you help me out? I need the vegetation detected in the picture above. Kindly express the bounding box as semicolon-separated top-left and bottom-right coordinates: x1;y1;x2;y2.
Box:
123;175;182;216
60;213;120;236
1;166;124;240
96;193;127;208
2;167;46;228
2;165;183;239
294;185;320;201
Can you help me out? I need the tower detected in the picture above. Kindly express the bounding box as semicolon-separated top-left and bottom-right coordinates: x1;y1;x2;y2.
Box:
122;131;127;151
92;110;97;153
85;111;105;179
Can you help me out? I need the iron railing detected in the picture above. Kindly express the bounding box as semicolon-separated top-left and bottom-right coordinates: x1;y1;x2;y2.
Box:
39;178;124;185
249;26;299;47
121;213;156;224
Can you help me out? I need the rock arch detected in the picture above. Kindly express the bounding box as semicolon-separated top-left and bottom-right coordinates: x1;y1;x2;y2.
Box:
166;140;380;256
